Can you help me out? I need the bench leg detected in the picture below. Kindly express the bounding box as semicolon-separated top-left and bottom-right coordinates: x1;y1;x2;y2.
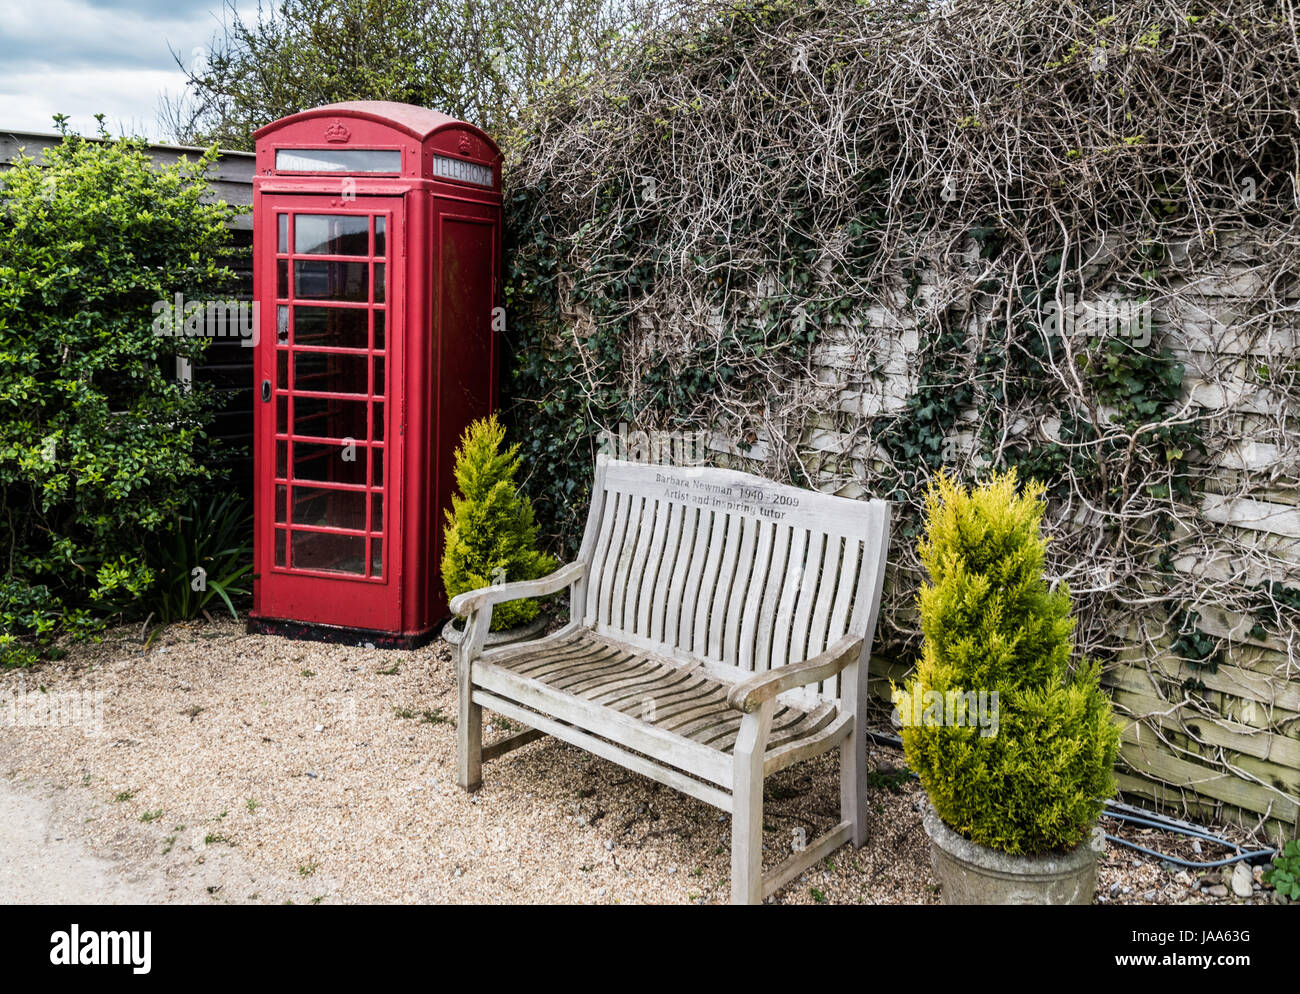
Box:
458;696;482;791
457;656;482;792
730;701;774;905
840;721;868;847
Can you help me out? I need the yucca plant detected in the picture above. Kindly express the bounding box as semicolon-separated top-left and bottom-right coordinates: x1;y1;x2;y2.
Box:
442;415;558;631
894;469;1119;855
144;492;254;622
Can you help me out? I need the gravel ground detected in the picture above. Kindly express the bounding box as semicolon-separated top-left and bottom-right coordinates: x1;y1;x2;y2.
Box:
0;617;1285;905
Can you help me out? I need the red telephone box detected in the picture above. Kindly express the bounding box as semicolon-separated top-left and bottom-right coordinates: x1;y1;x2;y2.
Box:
247;102;502;647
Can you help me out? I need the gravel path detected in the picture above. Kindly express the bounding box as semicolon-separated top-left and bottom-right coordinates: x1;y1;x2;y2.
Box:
0;617;1282;905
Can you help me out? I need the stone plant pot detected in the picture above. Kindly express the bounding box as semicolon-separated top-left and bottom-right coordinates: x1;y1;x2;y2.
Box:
923;806;1097;905
441;613;547;650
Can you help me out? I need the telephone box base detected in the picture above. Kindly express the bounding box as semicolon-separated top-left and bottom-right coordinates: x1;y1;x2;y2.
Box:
246;615;441;650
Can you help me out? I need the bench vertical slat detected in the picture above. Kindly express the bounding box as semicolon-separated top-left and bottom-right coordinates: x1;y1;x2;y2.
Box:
663;503;701;649
624;497;659;633
648;502;685;643
690;508;730;658
598;491;635;627
822;536;861;698
769;527;808;671
789;530;826;667
584;488;622;627
827;538;860;645
722;515;759;666
737;519;776;672
754;523;793;673
637;498;673;638
807;534;841;660
677;505;715;652
610;494;646;630
703;511;743;661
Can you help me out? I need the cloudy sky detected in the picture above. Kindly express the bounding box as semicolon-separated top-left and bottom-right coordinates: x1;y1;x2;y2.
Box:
0;0;238;140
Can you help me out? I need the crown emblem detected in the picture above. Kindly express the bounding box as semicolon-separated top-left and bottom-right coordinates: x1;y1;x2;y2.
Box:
324;122;351;143
458;133;474;155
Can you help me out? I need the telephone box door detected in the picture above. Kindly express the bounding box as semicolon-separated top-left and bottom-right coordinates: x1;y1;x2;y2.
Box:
253;195;404;631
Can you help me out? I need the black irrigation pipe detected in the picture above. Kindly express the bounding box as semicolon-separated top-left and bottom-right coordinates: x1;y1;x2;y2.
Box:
863;729;1280;870
1100;808;1277;869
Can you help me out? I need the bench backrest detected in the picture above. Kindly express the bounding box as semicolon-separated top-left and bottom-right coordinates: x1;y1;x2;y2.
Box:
578;458;890;706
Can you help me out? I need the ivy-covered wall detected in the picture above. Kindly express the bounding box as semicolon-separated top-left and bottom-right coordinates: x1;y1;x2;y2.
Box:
501;0;1300;839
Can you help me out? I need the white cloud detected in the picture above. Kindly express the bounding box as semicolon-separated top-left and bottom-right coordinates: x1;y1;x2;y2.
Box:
0;67;190;138
0;0;229;139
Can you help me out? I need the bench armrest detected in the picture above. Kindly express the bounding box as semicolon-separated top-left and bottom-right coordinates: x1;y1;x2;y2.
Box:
725;636;864;713
448;561;587;617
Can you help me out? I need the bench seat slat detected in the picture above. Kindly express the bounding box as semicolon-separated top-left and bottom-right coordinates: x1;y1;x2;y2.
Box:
557;657;665;694
487;630;839;761
511;640;621;677
595;673;711;711
522;647;637;683
568;661;689;700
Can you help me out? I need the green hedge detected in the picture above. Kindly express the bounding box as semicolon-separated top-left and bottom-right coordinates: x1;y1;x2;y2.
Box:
0;122;240;665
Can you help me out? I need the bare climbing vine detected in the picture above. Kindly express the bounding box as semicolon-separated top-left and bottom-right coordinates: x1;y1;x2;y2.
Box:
505;0;1300;832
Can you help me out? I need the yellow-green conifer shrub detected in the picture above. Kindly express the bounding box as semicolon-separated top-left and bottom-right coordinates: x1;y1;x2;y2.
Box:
442;415;558;631
895;469;1119;855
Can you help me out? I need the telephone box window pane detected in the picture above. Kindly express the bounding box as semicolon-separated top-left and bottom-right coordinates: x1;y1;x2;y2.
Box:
374;217;386;257
277;214;289;253
374;263;385;303
294;260;368;301
294;351;369;396
275;440;287;478
292;444;334;482
292;486;367;531
293;395;368;442
275;485;287;524
373;310;385;351
371;539;383;577
276;350;289;390
371;493;383;532
293;306;368;350
277;260;289;299
276;395;289;434
275;148;401;173
372;447;383;486
292;440;366;485
274;528;287;567
295;215;369;257
373;356;385;396
277;305;289;344
291;531;366;574
372;402;384;441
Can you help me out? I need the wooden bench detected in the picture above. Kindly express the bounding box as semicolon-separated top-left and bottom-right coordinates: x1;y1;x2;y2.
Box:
449;457;891;903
